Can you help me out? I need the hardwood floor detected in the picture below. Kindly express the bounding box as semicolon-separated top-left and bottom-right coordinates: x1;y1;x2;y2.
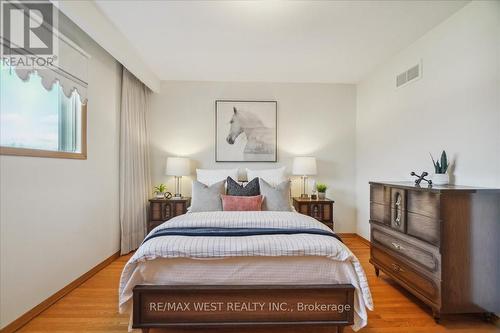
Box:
16;235;498;333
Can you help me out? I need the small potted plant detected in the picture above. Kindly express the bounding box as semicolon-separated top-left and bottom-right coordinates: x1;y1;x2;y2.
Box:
316;183;328;199
153;183;168;198
430;150;449;185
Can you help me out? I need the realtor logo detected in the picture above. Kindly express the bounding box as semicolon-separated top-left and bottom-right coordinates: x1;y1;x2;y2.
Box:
1;0;57;67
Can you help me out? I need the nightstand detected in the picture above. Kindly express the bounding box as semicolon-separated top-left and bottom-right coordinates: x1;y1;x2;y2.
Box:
293;197;335;230
148;197;191;232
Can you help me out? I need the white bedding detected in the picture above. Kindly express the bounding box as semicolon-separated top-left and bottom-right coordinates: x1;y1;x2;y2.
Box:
119;211;373;331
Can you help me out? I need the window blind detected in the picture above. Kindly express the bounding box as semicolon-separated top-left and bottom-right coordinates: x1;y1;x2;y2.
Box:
1;26;90;103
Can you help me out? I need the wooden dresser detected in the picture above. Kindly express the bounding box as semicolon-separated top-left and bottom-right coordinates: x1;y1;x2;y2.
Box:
148;198;191;233
369;181;499;321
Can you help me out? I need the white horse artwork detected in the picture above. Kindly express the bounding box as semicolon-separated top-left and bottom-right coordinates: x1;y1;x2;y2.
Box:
225;107;276;161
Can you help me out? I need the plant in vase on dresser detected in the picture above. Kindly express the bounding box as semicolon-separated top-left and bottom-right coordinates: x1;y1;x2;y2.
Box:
430;150;449;185
153;183;170;199
316;183;328;199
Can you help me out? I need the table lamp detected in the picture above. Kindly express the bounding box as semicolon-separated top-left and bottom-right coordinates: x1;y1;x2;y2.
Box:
165;157;190;198
292;156;317;198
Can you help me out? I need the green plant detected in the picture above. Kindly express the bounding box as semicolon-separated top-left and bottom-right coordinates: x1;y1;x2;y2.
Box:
153;183;167;194
430;150;448;174
316;183;328;193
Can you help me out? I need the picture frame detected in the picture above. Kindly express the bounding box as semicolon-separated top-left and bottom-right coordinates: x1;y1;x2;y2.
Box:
215;100;277;162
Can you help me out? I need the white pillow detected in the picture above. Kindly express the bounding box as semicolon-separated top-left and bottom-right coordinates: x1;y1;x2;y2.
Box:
246;167;286;187
196;168;238;186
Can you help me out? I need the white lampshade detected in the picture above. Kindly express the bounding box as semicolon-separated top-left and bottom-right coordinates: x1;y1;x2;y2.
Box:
292;157;317;176
165;157;190;176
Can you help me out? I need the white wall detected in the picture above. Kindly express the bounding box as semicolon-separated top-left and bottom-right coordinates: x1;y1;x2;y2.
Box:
0;14;121;328
355;1;500;239
149;81;357;232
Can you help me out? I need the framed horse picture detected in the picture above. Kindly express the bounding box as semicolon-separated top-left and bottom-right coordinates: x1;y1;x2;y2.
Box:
215;100;277;162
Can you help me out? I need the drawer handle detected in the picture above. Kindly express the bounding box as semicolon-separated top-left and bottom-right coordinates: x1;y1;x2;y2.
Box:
391;242;405;251
394;194;402;226
391;263;405;273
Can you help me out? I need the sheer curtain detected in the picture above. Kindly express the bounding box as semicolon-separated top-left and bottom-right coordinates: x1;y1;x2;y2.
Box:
119;68;151;254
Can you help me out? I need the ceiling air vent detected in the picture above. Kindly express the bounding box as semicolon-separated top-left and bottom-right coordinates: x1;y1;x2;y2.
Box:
396;62;422;88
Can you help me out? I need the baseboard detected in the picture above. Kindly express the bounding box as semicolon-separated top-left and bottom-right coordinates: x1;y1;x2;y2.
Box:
355;234;371;246
337;233;370;246
0;251;120;333
337;232;357;237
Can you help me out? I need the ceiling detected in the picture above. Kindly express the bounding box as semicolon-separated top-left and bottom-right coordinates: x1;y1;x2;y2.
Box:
94;0;467;83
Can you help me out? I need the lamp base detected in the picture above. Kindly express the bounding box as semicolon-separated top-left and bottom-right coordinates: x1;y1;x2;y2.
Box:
173;176;182;199
300;176;309;199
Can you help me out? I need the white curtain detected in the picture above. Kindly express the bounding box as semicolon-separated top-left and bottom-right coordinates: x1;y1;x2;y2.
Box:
119;68;151;255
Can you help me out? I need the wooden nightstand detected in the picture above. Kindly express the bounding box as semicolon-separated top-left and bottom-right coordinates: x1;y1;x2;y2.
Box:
148;197;191;232
293;197;335;230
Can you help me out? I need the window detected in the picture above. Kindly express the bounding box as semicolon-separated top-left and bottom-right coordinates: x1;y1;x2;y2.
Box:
0;63;87;159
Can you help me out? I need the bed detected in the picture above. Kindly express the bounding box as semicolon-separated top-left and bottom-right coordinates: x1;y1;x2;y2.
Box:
119;211;373;332
119;210;373;332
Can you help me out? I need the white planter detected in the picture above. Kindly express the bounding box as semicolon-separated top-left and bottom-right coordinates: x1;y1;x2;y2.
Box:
155;192;165;199
433;173;449;185
318;192;326;199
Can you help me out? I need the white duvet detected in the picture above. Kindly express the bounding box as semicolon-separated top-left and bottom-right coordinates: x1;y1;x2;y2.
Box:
119;211;373;331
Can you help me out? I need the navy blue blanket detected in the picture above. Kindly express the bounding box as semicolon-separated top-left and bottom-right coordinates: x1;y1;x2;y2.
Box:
142;227;342;245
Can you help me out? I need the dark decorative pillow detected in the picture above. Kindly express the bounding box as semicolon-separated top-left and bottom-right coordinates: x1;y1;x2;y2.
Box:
226;177;260;196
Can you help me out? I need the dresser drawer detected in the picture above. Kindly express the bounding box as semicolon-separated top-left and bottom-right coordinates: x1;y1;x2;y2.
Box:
293;198;334;230
150;201;173;221
370;184;390;225
371;246;440;306
407;212;440;246
308;203;332;222
370;202;389;225
149;198;191;233
407;190;440;218
370;184;389;205
371;224;440;276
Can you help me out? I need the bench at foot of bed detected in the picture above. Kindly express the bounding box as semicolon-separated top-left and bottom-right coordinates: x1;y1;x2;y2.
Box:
133;284;354;333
